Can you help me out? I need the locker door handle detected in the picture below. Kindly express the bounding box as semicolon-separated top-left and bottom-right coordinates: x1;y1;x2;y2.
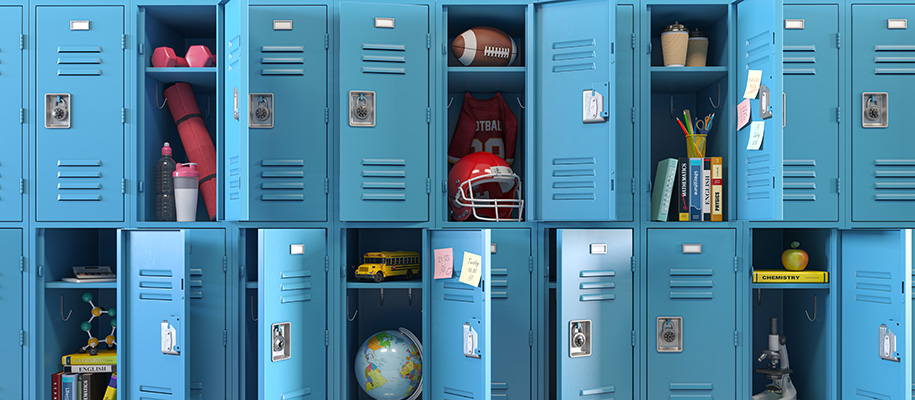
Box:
233;87;239;120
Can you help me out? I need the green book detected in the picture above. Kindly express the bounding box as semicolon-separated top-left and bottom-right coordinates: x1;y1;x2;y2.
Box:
650;158;679;221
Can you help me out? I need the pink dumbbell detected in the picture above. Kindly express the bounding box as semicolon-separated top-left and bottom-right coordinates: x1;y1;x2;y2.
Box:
151;47;188;68
185;45;215;68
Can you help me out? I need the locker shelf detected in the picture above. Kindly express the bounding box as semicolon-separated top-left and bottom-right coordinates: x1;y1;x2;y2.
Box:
245;281;256;289
751;283;830;290
346;281;423;290
448;67;526;93
45;281;117;290
650;67;728;93
145;67;218;93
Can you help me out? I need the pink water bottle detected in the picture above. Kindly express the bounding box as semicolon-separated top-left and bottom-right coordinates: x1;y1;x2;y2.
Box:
173;163;200;222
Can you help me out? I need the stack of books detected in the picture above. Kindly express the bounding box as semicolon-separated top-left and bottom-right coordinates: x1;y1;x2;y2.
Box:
650;157;724;222
52;351;117;400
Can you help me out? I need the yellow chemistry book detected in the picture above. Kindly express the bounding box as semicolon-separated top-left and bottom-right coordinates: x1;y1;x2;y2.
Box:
61;350;117;366
753;270;828;283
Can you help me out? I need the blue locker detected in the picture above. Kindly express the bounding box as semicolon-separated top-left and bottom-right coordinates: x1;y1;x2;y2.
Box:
851;5;915;222
535;0;616;221
0;7;23;222
187;229;227;400
647;229;736;400
36;6;125;222
782;5;839;221
841;229;911;399
429;229;491;398
736;0;784;221
226;5;329;222
338;2;430;222
556;229;632;399
490;229;532;399
119;230;190;399
258;229;326;400
224;0;243;221
0;230;22;400
614;3;635;223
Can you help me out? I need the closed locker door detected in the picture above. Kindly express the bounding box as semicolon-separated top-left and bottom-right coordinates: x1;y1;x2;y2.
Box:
536;0;616;221
0;230;22;400
120;230;190;399
736;0;785;221
782;5;839;221
187;230;226;400
258;229;326;400
36;6;125;222
245;6;327;222
0;7;23;222
490;229;532;399
557;229;632;399
851;6;915;222
647;229;736;400
429;229;492;398
841;229;911;399
339;2;429;222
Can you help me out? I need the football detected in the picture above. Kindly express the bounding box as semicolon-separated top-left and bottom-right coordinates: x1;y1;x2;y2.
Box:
451;26;518;67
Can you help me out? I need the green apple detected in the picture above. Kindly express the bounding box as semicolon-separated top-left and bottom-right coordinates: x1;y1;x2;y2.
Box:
781;241;809;271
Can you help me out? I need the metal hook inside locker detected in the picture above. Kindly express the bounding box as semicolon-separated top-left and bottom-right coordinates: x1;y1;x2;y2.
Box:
346;295;358;322
805;294;817;322
205;96;211;119
516;97;525;109
670;96;676;118
447;97;454;109
156;83;168;110
61;295;73;321
708;82;721;109
249;295;258;321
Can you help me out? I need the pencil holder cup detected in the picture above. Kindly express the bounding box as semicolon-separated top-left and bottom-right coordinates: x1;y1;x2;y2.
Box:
686;134;707;158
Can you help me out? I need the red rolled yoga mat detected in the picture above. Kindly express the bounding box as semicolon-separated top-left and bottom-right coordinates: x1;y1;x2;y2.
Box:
164;82;217;220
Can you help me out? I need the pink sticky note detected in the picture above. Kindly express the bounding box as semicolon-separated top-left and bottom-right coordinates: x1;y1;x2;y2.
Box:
737;99;751;131
434;248;453;279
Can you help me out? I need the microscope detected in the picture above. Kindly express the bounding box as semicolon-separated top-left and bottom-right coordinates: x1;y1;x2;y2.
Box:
753;317;797;400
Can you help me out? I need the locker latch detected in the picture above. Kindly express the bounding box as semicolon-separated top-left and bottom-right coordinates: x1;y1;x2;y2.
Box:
759;84;772;120
878;323;900;362
249;93;274;128
44;93;71;129
463;321;481;359
657;317;683;352
160;318;180;355
272;322;292;362
349;91;376;127
569;320;591;357
862;92;888;128
582;84;609;124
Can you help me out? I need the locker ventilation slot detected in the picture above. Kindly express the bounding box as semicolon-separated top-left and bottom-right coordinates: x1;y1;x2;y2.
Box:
443;281;477;304
190;268;204;300
874;45;915;74
228;155;241;201
279;387;311;399
443;386;475;399
260;159;305;202
783;45;817;75
580;385;615;396
138;269;175;302
783;159;818;201
190;381;203;400
669;269;714;300
56;159;103;202
576;268;616;303
491;268;509;300
362;42;406;74
852;270;893;305
550;158;597;201
548;39;596;73
258;45;307;76
278;268;312;304
57;45;105;76
361;158;407;201
744;153;773;200
139;385;173;395
872;159;915;201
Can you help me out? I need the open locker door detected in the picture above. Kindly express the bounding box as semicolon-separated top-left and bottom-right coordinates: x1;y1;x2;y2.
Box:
429;229;491;398
535;0;616;221
223;0;247;221
841;229;912;399
258;229;327;400
736;0;784;220
557;229;633;399
120;230;190;399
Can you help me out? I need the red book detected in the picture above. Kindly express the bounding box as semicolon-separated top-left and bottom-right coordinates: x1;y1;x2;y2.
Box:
52;371;64;400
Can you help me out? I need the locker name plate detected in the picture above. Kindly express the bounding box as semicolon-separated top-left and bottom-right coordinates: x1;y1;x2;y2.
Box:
290;244;305;255
375;18;395;29
70;20;90;31
590;244;607;254
273;20;293;31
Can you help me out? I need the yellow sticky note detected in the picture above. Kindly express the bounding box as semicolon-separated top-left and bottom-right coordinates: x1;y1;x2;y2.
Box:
458;251;482;287
744;70;762;99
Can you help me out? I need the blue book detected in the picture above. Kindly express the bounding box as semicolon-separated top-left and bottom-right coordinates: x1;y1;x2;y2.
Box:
62;373;78;400
689;158;702;221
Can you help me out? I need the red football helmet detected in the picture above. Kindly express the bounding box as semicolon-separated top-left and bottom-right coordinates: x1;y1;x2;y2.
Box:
448;152;523;221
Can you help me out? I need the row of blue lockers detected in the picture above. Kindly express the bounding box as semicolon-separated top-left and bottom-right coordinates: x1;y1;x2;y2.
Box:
2;226;911;399
2;0;914;226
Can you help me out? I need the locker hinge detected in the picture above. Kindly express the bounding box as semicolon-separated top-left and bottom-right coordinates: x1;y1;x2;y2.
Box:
325;330;329;346
325;257;329;272
222;256;227;273
223;330;227;347
631;256;636;272
442;180;447;193
426;33;431;49
631;330;636;347
733;256;739;273
426;178;432;194
37;265;43;278
138;42;145;55
836;178;841;194
19;34;24;50
426;107;431;124
836;107;841;123
20;178;25;194
529;330;533;347
19;330;24;346
138;180;145;193
733;330;739;347
341;264;346;278
631;107;636;124
121;34;127;50
324;33;329;50
442;43;447;55
836;32;841;49
19;108;25;124
528;257;533;273
631;33;636;49
121;179;127;194
19;256;25;273
121;108;127;124
631;178;637;194
324;178;329;194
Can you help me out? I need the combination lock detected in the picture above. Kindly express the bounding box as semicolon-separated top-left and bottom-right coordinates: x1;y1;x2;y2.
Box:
249;93;274;128
656;317;683;352
271;322;291;362
569;320;592;358
349;90;376;127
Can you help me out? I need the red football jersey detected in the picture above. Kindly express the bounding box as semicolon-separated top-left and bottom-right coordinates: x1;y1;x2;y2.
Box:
448;92;518;165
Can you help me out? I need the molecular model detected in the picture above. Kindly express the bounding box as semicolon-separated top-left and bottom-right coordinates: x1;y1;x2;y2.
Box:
79;292;117;356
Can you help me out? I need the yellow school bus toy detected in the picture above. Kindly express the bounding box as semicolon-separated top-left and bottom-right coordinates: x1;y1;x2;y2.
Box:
355;251;421;283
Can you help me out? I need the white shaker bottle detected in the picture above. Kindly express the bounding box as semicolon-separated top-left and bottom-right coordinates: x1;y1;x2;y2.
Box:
173;163;200;222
